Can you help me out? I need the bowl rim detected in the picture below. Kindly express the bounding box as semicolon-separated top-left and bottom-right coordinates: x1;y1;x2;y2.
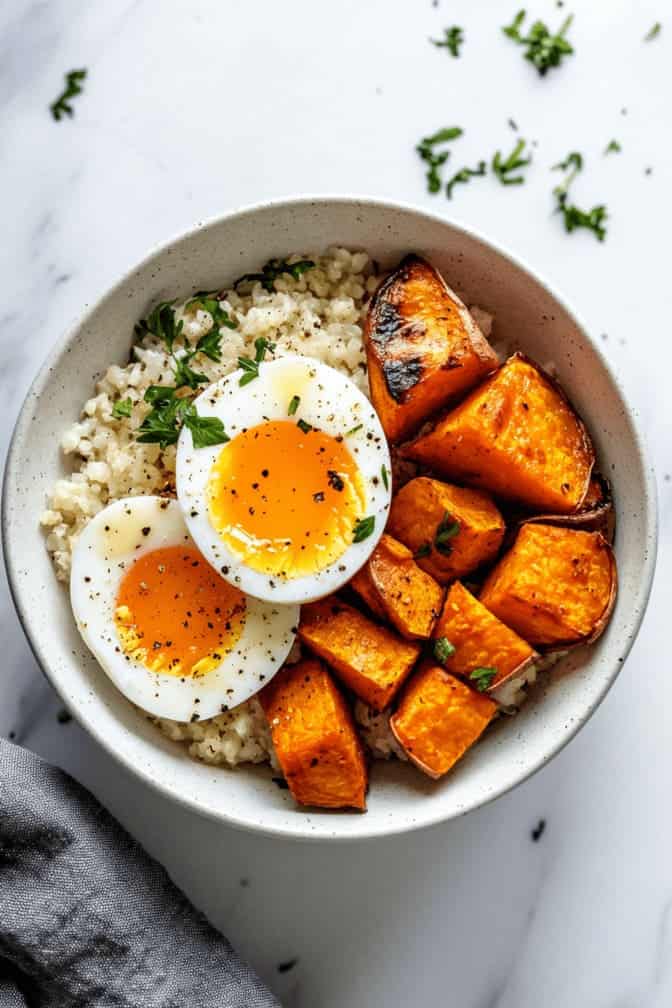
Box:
1;194;659;841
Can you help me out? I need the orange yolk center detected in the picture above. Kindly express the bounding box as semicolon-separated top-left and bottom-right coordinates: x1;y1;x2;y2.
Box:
207;419;367;579
114;545;246;677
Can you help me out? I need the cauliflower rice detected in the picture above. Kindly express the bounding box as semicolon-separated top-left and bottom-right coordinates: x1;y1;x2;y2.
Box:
42;247;546;772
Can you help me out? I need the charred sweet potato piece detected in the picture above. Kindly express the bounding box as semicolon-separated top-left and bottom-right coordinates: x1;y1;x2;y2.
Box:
387;477;505;583
433;581;538;691
259;658;367;810
365;255;498;443
299;597;421;711
480;522;617;648
350;534;444;639
390;663;496;779
403;354;594;514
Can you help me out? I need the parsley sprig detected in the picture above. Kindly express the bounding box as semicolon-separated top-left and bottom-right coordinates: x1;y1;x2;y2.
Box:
492;139;532;185
552;152;608;242
503;10;574;76
416;127;463;193
430;26;464;57
446;161;487;199
235;258;315;293
186;292;237;356
137;387;229;450
133;300;233;449
50;69;87;121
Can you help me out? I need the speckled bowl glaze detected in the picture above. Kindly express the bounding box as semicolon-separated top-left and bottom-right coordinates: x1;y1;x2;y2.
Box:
2;197;657;841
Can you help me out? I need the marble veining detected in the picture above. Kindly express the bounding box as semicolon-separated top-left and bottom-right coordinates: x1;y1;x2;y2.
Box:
1;0;669;1004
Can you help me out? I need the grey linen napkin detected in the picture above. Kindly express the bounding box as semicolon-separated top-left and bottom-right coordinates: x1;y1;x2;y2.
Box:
0;739;280;1008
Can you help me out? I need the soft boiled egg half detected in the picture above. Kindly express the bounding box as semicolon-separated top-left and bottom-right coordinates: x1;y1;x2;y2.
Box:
70;496;298;721
176;355;391;605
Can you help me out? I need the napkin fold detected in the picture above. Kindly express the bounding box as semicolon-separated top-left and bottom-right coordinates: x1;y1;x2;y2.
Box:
0;739;280;1007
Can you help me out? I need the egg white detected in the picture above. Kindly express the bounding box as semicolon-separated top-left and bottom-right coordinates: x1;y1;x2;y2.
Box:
69;496;298;721
175;354;391;605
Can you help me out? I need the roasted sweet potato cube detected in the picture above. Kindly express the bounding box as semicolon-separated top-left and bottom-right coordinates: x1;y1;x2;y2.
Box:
349;565;388;621
403;353;594;514
350;534;444;639
259;658;368;810
299;597;421;711
521;473;615;541
386;477;505;583
480;522;617;647
390;663;496;779
434;581;538;691
365;255;498;443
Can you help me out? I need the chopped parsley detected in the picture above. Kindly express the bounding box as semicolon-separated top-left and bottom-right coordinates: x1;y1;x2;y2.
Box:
133;301;230;449
50;69;87;121
297;418;314;434
135;300;183;352
137;390;229;450
503;10;574;75
553;152;608;241
173;352;208;391
469;666;497;691
381;464;389;491
353;516;375;543
430;26;464;57
446;161;487;198
112;397;132;419
288;395;300;416
416;126;464;193
345;423;363;436
434;512;461;555
237;337;276;386
235;258;315;293
604;139;622;155
492;139;531;185
414;543;432;559
434;637;456;664
185;293;237;342
644;22;661;41
184;411;231;449
556;197;608;240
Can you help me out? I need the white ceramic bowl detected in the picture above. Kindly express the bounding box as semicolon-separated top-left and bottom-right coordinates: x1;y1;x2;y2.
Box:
2;197;657;841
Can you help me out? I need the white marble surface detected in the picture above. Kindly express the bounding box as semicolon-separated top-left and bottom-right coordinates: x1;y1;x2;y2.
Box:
1;1;669;1004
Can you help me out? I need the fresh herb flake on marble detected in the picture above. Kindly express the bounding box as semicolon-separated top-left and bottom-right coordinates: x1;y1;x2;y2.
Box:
644;22;662;41
416;126;463;193
430;26;464;57
503;10;574;75
492;139;532;185
552;152;608;241
446;161;487;198
50;69;87;121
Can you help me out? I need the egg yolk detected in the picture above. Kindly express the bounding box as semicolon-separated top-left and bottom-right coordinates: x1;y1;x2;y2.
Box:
114;545;246;677
207;419;367;579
